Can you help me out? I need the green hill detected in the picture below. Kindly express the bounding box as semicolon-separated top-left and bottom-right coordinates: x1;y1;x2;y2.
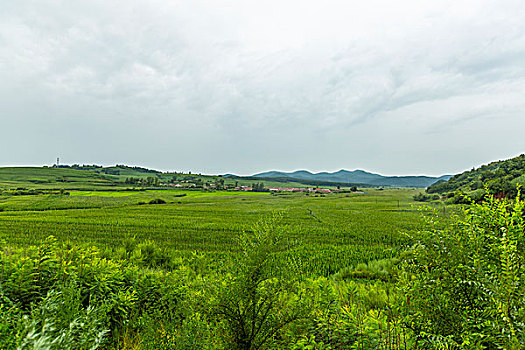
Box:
0;165;219;190
427;154;525;199
0;167;117;189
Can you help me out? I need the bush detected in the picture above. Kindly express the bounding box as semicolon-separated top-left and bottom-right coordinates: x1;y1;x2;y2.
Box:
17;286;108;350
0;237;191;349
135;240;173;269
333;258;395;282
413;193;432;202
148;198;166;205
401;191;525;348
211;214;309;349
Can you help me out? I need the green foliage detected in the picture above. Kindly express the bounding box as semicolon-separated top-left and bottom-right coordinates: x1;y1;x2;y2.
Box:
148;198;166;204
17;287;107;350
401;191;525;349
414;193;440;202
4;163;525;350
211;214;309;349
290;277;411;350
0;237;195;349
0;165;229;191
333;258;396;282
0;287;24;349
134;239;173;269
251;182;266;192
427;153;525;198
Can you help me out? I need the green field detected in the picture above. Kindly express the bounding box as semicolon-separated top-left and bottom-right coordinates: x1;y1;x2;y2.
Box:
6;166;515;350
0;187;428;276
70;189;270;198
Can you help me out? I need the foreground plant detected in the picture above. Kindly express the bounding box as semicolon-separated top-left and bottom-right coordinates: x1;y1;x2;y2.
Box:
402;191;525;349
212;214;309;350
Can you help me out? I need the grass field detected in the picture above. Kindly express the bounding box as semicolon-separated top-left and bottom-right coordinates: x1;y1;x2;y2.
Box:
3;167;483;349
0;187;440;276
70;189;271;198
0;166;448;277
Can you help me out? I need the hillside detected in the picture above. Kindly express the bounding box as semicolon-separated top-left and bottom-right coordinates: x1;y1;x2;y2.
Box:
427;153;525;198
238;169;452;188
0;165;219;190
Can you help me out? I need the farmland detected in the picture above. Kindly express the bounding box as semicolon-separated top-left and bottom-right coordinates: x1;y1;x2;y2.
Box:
1;166;522;350
0;187;426;276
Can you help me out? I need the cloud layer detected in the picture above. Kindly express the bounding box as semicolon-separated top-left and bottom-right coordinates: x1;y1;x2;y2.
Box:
1;0;525;175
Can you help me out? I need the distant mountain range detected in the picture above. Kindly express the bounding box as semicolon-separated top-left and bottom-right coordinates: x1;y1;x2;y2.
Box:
224;169;452;188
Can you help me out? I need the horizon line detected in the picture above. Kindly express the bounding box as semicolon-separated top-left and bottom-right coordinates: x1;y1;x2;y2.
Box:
0;163;455;178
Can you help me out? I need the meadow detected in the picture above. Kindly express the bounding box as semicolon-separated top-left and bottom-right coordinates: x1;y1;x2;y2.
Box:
0;188;425;276
2;169;521;349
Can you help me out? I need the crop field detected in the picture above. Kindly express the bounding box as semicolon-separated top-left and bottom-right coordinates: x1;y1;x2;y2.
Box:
70;189;270;198
5;169;505;350
0;187;438;276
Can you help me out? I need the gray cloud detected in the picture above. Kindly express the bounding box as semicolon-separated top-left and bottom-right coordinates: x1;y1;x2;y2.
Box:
1;0;524;175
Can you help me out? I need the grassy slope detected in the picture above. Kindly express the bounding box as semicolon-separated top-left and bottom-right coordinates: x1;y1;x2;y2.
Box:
0;167;117;189
0;166;231;190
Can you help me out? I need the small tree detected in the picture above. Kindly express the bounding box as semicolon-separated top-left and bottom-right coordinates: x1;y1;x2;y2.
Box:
212;214;307;350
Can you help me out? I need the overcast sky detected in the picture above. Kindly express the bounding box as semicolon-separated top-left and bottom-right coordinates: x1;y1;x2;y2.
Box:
1;0;524;176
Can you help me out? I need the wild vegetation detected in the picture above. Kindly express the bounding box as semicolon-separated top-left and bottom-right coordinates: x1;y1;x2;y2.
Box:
427;153;525;201
1;164;524;349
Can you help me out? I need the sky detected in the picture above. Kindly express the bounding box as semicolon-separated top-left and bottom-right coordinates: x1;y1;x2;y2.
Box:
1;0;525;176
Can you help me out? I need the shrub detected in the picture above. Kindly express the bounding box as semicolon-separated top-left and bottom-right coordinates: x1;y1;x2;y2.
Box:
135;240;172;269
148;198;166;205
333;258;395;282
211;214;309;349
0;237;190;349
413;193;431;202
17;286;108;350
401;191;525;348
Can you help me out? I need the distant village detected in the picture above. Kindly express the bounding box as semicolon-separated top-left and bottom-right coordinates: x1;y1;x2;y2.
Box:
167;182;362;194
208;185;338;193
141;175;363;194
